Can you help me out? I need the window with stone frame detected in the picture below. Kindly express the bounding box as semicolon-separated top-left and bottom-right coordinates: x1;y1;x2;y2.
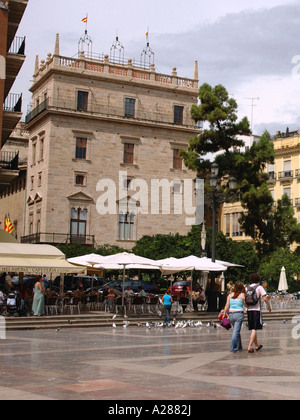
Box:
75;137;87;159
173;148;183;170
118;211;135;240
123;143;134;164
77;90;89;111
174;105;184;125
70;207;87;243
124;98;135;118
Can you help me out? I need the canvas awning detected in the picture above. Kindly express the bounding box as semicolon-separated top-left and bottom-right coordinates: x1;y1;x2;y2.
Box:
0;243;86;275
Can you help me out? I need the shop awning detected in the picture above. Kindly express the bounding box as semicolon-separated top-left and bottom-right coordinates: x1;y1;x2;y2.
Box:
0;243;86;275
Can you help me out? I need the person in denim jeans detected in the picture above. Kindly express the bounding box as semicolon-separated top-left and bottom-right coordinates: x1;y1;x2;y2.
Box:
162;291;173;325
223;282;246;353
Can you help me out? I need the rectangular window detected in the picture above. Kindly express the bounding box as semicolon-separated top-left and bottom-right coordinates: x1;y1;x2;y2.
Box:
123;143;134;164
38;172;42;187
29;213;33;235
118;212;134;240
70;208;87;243
77;91;89;111
75;137;87;159
32;142;36;164
75;174;85;186
173;149;182;170
283;160;292;177
39;138;44;161
225;214;230;237
125;98;135;118
36;211;41;234
174;105;184;125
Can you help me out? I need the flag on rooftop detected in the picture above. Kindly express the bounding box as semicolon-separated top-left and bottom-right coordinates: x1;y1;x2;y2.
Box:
81;17;88;23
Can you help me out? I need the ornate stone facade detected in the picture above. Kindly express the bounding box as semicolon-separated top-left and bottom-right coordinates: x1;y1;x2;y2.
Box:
23;34;200;248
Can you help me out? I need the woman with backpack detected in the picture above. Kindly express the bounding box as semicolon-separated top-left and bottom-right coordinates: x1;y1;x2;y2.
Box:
223;281;246;353
246;273;271;353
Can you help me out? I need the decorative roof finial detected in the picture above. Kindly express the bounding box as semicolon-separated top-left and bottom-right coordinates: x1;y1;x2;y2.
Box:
54;33;60;56
110;29;125;63
141;27;154;68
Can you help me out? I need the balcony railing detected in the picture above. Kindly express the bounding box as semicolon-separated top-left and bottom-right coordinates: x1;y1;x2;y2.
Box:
21;232;95;247
7;36;26;55
25;96;196;128
267;171;276;182
278;170;293;180
0;151;19;170
3;93;22;113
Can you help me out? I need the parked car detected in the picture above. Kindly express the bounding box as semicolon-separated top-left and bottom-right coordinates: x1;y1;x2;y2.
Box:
11;275;48;289
100;279;159;294
53;275;106;291
168;281;191;296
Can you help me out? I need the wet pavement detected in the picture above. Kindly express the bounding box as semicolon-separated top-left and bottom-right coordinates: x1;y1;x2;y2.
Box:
0;320;300;400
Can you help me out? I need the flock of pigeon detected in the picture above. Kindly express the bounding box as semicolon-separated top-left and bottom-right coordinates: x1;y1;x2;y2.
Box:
112;319;219;329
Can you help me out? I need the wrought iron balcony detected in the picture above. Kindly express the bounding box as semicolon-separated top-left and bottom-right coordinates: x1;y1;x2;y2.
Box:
25;96;196;128
278;170;293;181
7;35;26;55
0;151;19;170
21;232;95;247
3;93;22;113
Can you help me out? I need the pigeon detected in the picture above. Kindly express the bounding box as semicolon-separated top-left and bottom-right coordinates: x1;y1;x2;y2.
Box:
55;327;60;332
112;323;117;328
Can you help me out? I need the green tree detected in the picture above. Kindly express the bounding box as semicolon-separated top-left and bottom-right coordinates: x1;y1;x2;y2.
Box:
181;83;251;176
132;233;190;260
259;248;300;292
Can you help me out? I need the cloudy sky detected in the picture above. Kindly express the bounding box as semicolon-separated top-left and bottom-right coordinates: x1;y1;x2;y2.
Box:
14;0;300;135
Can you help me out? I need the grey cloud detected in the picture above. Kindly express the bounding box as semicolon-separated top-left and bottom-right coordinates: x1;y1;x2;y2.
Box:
146;4;300;85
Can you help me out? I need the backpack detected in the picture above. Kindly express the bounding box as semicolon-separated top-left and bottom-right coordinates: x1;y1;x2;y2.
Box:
245;284;260;306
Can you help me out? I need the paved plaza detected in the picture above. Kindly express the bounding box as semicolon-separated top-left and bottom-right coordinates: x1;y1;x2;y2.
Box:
0;320;300;401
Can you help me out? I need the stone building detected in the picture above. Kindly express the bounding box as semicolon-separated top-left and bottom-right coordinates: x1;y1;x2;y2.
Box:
22;33;200;248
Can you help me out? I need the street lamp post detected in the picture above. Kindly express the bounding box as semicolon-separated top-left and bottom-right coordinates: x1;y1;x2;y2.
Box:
206;163;236;312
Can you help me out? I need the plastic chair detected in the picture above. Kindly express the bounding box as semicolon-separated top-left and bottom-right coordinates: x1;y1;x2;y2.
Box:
45;297;59;315
65;297;81;315
132;296;145;314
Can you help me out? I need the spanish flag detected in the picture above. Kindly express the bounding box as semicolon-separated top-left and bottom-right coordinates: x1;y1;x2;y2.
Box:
81;17;88;23
4;215;14;234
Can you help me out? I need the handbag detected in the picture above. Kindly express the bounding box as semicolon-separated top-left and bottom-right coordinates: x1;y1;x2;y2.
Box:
220;316;231;330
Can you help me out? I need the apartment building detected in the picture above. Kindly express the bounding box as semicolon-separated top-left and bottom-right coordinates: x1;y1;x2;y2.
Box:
0;0;28;234
21;33;200;248
220;130;300;243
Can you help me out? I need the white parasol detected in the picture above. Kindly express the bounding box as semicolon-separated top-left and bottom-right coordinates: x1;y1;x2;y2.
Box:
278;266;288;292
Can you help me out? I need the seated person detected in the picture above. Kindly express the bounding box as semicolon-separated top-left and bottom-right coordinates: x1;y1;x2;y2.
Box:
137;286;147;297
193;287;206;311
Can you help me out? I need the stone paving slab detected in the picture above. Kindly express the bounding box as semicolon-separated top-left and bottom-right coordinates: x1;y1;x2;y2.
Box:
0;320;299;401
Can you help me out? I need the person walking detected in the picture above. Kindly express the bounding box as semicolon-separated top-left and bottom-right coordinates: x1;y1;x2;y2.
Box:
246;273;271;353
32;276;46;316
162;291;173;325
223;281;246;353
